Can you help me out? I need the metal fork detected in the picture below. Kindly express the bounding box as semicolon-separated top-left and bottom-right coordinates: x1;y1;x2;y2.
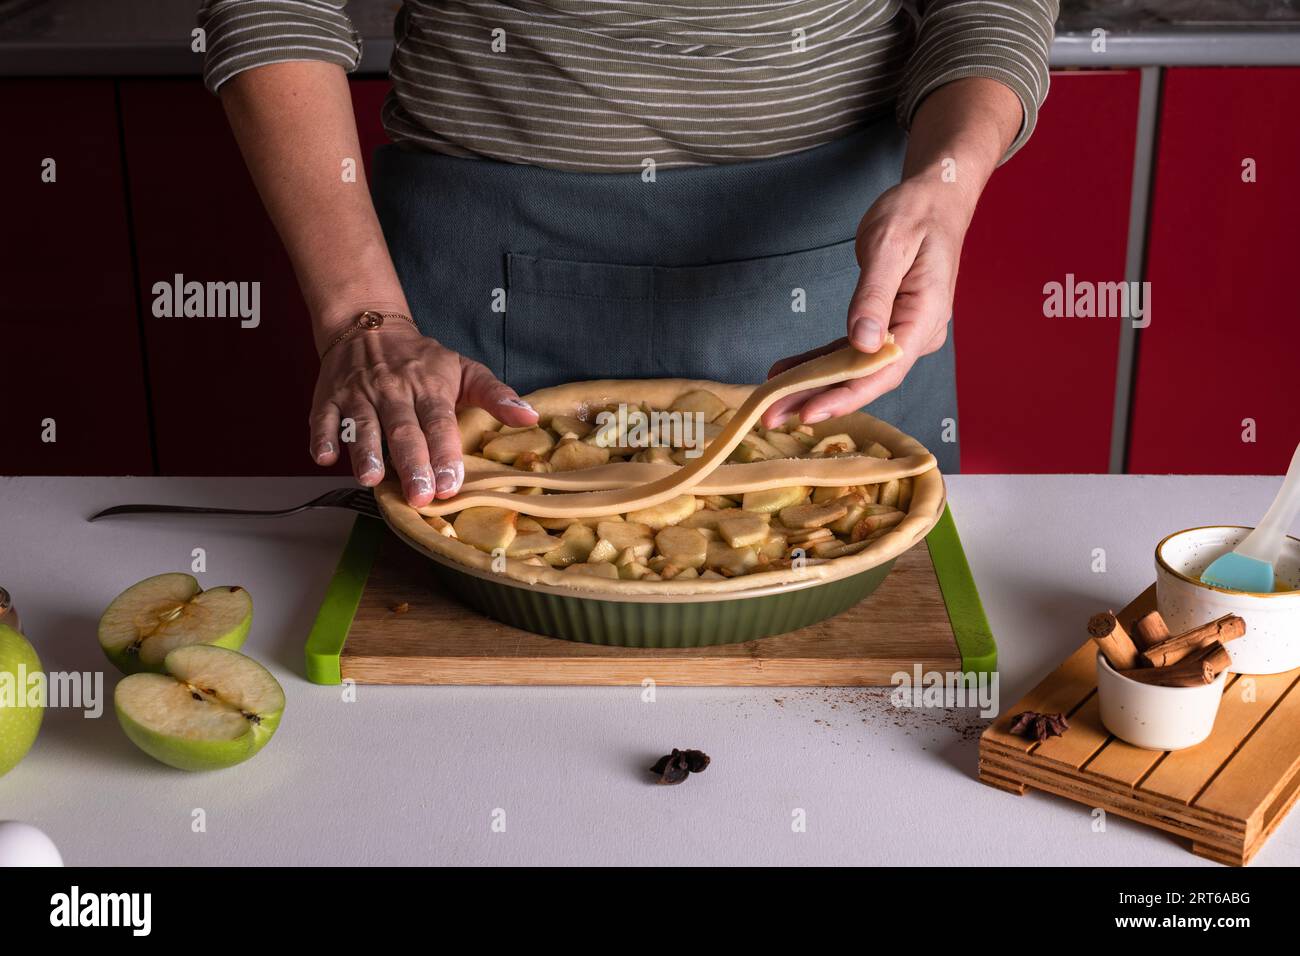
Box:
87;487;381;522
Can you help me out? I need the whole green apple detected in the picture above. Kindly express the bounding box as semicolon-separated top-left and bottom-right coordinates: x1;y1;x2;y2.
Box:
0;624;43;777
115;644;284;772
98;572;252;675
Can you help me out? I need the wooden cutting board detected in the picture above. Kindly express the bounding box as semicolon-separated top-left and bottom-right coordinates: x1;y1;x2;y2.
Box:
304;507;994;687
980;586;1300;866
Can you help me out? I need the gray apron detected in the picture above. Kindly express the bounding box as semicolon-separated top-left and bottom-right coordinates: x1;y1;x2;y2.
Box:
372;114;959;473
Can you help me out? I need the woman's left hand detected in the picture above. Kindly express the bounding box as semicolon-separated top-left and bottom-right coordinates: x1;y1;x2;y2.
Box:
760;175;970;428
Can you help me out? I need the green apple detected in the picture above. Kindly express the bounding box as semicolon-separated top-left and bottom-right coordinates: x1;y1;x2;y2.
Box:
98;572;252;674
114;644;284;772
0;624;43;777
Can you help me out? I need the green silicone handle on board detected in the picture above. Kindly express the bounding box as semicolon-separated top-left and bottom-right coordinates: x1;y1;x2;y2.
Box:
925;504;997;676
304;516;385;684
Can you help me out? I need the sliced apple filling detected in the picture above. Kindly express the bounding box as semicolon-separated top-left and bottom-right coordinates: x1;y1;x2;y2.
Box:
474;388;896;472
445;482;911;579
446;388;916;580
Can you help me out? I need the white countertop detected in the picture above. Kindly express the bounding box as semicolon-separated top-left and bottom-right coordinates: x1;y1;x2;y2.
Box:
1;473;1295;867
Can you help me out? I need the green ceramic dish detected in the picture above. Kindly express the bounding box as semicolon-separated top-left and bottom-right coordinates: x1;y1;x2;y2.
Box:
424;553;896;649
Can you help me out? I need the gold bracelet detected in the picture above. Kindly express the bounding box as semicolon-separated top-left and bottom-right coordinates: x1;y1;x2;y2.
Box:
320;310;418;358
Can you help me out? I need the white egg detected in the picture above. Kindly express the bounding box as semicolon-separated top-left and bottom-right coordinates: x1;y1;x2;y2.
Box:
0;821;63;867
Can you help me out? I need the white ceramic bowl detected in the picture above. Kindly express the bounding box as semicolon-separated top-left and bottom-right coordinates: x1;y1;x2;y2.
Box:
1155;526;1300;675
1095;653;1226;751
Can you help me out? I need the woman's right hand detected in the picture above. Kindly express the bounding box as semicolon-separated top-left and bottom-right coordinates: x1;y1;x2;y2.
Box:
308;322;538;507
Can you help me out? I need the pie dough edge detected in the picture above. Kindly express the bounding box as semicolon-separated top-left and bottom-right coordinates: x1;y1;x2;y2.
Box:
376;375;945;597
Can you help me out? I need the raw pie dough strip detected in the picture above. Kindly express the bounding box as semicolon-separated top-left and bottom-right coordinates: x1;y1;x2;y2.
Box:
419;343;903;518
452;452;936;494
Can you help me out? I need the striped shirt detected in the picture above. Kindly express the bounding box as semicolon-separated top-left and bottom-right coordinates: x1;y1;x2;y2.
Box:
198;1;1057;173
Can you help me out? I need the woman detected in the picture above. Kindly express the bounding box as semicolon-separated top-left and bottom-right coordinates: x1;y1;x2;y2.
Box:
200;0;1055;505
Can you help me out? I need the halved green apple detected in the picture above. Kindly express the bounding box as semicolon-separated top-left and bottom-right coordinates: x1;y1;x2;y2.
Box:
114;645;284;772
98;573;252;674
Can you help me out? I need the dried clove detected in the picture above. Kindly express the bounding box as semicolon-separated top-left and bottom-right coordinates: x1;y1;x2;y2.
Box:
650;748;710;785
681;749;710;773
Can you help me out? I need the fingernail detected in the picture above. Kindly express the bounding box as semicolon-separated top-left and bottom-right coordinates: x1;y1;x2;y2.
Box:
851;319;883;351
434;460;464;498
408;465;433;499
802;410;831;425
359;451;383;482
502;398;534;411
313;440;334;462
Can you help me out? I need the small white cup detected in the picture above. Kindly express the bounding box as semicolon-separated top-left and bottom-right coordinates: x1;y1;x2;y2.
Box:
1156;526;1300;675
1095;653;1226;751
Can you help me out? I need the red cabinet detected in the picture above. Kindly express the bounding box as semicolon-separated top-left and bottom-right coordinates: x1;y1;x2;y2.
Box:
1128;68;1300;475
954;70;1141;473
0;80;153;476
118;78;390;475
352;80;393;165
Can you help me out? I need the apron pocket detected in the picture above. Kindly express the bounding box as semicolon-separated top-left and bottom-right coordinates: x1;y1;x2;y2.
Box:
505;253;655;393
648;238;858;384
504;238;859;392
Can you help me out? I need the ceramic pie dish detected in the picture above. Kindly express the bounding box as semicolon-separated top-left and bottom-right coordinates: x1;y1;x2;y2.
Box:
375;374;946;647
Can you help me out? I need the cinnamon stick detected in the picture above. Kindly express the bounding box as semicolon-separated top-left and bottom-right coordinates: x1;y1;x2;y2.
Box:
1117;640;1233;688
1088;611;1142;670
1132;610;1171;651
1191;640;1233;678
1119;656;1214;687
1140;614;1246;668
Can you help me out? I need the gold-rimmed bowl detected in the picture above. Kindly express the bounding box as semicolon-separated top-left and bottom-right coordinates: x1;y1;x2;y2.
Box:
1156;526;1300;675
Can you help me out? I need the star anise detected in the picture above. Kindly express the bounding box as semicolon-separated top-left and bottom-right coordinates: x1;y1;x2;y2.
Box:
1008;711;1069;742
650;748;710;785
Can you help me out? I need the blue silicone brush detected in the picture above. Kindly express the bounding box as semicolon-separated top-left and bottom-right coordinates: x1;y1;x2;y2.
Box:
1201;442;1300;592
